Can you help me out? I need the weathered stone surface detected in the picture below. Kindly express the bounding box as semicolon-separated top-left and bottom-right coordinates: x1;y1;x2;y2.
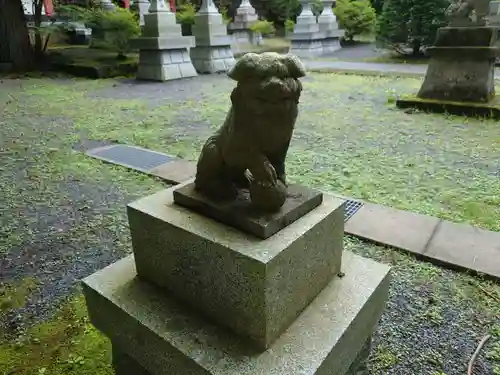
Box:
417;26;498;102
193;52;306;213
82;251;391;375
127;183;344;349
445;0;491;26
111;334;373;375
173;182;323;239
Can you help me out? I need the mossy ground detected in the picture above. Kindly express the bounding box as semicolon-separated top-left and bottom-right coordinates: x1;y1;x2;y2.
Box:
0;73;499;374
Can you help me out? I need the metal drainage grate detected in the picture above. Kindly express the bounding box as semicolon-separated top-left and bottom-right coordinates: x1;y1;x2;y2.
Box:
344;199;363;222
87;145;175;172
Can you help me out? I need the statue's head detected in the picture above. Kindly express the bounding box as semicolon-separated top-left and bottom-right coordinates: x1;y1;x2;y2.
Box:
228;53;306;122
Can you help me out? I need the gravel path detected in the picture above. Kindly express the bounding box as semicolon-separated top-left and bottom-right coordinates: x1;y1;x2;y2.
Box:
0;75;498;375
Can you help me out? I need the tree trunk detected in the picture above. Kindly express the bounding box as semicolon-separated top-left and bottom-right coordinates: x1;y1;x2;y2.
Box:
412;39;421;56
0;0;35;71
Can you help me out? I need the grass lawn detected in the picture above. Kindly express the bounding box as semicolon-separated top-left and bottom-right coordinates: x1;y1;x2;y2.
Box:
0;73;499;375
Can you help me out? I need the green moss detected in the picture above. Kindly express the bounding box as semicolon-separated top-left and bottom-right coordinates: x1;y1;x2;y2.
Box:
0;278;38;312
0;295;112;375
398;94;500;109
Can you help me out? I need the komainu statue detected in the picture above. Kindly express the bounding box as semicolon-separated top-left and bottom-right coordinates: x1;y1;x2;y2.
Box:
194;52;306;212
445;0;491;25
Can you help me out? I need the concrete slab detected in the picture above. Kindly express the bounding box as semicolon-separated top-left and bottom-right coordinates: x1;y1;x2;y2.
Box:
423;221;500;279
82;251;391;375
148;159;196;184
345;202;440;255
127;183;345;350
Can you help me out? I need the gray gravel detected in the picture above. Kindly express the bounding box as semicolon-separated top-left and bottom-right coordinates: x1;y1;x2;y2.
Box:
0;75;498;375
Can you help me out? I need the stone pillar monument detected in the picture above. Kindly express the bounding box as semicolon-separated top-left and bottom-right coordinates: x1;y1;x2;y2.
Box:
134;0;150;26
228;0;261;45
318;0;344;53
289;0;325;57
130;0;197;81
418;0;498;102
190;0;236;73
82;53;391;375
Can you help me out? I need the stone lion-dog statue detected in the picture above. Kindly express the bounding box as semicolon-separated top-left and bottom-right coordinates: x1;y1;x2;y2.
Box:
194;52;306;212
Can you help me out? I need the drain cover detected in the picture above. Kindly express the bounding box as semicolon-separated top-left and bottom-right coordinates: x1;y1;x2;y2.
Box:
87;145;174;172
344;199;363;222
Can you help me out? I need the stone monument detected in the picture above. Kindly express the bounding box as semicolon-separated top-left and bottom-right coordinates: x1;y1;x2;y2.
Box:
82;53;391;375
397;0;500;117
289;0;326;57
130;0;198;81
190;0;236;74
488;0;500;64
318;0;345;53
228;0;261;45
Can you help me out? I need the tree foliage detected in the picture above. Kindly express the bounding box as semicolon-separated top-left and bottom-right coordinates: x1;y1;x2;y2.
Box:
376;0;450;55
335;0;377;41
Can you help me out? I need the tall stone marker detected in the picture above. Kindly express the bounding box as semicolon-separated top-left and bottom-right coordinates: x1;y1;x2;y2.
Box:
228;0;261;45
131;0;197;81
418;0;498;102
190;0;235;74
289;0;326;57
82;53;391;375
318;0;345;53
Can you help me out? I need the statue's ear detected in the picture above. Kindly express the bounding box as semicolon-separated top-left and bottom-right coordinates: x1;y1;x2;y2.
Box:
228;53;260;81
282;54;306;79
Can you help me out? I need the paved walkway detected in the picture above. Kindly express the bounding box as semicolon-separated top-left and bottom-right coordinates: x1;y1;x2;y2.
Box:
303;60;500;80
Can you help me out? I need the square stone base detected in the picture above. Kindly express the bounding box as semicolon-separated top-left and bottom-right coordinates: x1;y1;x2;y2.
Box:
289;39;325;58
190;45;236;74
127;183;345;350
136;48;197;81
83;251;390;375
396;95;500;119
112;335;373;375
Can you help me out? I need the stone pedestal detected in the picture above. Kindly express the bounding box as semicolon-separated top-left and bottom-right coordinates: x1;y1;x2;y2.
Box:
418;26;499;102
488;1;500;64
190;0;235;74
130;0;197;81
82;181;390;375
318;0;344;53
228;0;261;45
289;0;325;57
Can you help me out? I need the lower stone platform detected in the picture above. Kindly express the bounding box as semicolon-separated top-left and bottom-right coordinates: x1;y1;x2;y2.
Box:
396;95;500;119
112;334;373;375
82;251;390;375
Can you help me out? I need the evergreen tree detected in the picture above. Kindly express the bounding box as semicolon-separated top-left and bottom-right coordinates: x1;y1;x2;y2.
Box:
376;0;450;56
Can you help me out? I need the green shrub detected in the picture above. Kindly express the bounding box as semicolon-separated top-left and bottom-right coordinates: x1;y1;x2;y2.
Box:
376;0;449;56
267;0;301;23
86;8;140;58
175;1;197;25
334;0;376;41
249;20;276;36
219;6;233;25
371;0;385;13
285;18;295;33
